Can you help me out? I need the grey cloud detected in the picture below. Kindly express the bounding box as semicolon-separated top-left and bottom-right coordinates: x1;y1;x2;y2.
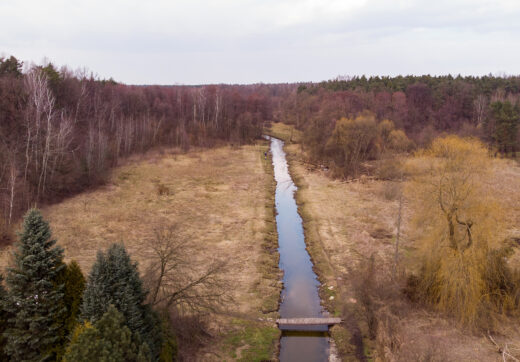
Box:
1;0;520;84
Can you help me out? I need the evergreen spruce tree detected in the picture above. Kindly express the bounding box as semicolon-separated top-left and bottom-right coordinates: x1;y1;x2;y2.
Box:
81;244;161;360
158;313;177;362
63;305;150;362
489;100;520;154
52;260;86;360
0;275;8;361
58;261;86;334
4;209;66;361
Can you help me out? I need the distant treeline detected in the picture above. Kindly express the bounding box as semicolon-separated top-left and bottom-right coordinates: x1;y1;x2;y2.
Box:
2;55;520;238
0;55;288;242
282;75;519;172
310;74;520;94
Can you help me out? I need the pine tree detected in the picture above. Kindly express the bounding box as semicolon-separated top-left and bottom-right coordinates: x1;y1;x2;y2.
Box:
63;261;85;332
52;260;86;359
488;101;520;154
81;244;161;360
4;209;66;361
158;313;177;362
63;305;150;362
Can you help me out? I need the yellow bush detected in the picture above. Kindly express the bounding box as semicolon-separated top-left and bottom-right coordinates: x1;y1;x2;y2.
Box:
388;129;412;152
325;113;379;177
378;119;395;145
407;135;517;328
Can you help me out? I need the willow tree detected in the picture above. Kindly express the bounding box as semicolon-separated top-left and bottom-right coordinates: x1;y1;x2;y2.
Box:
408;136;517;327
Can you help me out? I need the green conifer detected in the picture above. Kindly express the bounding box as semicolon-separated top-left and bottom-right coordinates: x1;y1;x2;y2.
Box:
4;209;66;361
52;260;86;359
61;261;86;334
63;305;150;362
81;244;161;360
158;313;177;362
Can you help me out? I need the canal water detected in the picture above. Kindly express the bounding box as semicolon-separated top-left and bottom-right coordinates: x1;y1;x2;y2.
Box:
269;137;330;362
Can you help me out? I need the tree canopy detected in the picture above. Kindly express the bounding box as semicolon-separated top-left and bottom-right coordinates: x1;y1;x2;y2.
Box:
81;243;161;360
407;136;519;327
64;305;150;362
4;209;66;361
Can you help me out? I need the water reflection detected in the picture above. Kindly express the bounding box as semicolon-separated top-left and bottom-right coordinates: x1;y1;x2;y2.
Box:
269;137;329;362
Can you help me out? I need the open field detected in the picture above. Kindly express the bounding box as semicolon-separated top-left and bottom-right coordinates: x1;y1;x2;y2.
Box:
0;143;281;361
269;122;520;361
264;122;302;144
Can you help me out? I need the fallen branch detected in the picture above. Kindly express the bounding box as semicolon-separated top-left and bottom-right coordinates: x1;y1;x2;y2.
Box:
488;331;520;362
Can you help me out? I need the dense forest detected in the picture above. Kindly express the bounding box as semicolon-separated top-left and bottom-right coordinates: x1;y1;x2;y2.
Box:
0;55;293;243
280;75;519;176
2;55;520;242
1;55;520;361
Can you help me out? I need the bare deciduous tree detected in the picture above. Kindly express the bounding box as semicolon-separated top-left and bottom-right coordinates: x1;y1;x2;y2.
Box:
473;94;488;127
7;157;17;227
143;224;231;314
23;69;74;201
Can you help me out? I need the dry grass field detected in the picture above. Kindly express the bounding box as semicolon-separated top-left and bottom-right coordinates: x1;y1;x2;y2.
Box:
269;122;520;361
0;143;281;361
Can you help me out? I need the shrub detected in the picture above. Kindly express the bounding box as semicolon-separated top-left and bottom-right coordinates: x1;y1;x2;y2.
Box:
52;260;86;359
379;182;401;201
350;254;412;360
325;112;380;177
407;136;519;328
375;157;403;181
0;220;13;247
61;261;86;335
155;182;170;196
378;119;395;148
64;305;149;362
159;313;178;362
388;129;413;152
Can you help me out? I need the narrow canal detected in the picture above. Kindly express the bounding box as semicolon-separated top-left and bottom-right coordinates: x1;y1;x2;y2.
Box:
269;137;330;362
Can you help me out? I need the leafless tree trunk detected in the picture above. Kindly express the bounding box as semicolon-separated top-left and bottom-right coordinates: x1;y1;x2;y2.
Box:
37;92;55;200
8;159;17;226
24;69;58;202
49;112;74;182
214;89;221;130
152;117;163;145
394;177;403;279
114;117;124;164
473;94;487;126
143;224;231;313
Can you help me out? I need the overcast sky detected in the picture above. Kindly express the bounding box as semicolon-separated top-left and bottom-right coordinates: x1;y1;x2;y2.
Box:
1;0;520;84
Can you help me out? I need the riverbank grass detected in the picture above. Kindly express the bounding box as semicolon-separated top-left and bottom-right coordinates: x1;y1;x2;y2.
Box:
263;122;302;143
224;319;280;361
270;122;520;360
0;143;281;360
258;141;282;314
